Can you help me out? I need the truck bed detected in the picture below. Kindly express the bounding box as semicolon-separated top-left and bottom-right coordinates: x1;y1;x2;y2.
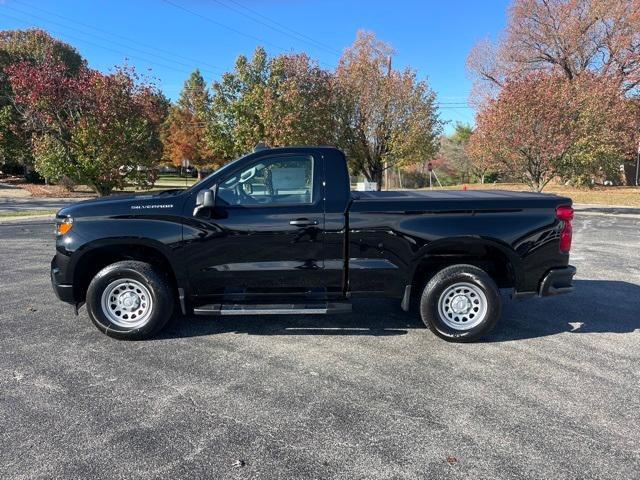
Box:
351;189;571;211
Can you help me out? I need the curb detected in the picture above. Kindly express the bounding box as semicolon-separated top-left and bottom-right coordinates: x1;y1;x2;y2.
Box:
573;203;640;218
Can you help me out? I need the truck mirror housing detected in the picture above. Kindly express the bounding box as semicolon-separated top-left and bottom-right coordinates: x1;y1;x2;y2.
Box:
194;186;216;216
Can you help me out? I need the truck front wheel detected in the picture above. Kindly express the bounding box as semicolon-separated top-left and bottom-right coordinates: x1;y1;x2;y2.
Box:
86;260;174;339
419;264;501;342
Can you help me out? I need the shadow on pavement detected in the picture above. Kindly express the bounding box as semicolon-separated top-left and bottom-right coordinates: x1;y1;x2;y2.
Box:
159;298;419;339
157;280;640;341
487;280;640;342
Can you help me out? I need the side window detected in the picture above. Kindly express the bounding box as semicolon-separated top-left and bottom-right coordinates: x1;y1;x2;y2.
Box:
217;155;314;206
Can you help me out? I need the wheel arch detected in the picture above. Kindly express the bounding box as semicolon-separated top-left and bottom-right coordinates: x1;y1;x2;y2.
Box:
70;238;186;303
409;236;523;294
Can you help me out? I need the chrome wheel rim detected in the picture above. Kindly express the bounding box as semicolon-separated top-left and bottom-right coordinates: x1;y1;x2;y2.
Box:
437;282;487;331
100;278;153;328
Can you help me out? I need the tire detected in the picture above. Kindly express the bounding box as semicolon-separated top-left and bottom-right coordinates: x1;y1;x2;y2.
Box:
86;260;174;340
419;264;501;342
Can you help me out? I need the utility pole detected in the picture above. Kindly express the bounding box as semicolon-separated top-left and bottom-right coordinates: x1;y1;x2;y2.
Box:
636;140;640;187
383;55;392;191
180;158;191;188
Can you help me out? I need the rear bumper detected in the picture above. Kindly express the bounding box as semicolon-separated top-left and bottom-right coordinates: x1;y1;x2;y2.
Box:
538;265;576;296
51;256;74;303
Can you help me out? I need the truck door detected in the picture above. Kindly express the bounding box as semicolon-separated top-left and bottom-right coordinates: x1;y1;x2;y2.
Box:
185;152;329;298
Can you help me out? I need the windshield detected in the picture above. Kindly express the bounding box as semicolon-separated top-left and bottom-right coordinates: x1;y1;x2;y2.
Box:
185;153;251;193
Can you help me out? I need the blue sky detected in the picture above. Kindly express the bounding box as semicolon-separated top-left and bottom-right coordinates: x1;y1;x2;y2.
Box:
0;0;509;133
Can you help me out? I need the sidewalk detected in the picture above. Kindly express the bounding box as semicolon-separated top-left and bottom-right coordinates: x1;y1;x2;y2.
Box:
0;195;84;214
0;183;85;219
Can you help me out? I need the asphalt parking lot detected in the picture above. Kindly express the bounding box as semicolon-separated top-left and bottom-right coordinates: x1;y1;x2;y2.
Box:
1;212;639;479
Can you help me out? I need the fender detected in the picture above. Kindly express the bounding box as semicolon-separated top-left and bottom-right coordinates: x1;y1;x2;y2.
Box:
69;236;190;296
409;235;525;291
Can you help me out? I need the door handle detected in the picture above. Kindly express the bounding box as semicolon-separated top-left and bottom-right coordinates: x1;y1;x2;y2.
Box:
289;218;318;226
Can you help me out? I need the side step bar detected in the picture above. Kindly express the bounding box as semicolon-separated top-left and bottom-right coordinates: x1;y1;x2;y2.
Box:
194;302;352;316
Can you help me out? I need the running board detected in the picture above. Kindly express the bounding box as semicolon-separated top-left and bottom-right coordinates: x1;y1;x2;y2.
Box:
193;302;352;316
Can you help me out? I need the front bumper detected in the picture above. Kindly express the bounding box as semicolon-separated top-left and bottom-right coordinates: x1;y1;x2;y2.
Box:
538;265;576;296
51;256;74;303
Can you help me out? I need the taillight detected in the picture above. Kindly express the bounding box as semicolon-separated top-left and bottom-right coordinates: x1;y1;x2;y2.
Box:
556;205;573;253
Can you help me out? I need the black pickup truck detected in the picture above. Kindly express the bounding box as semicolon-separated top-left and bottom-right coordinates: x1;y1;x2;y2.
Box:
51;146;576;342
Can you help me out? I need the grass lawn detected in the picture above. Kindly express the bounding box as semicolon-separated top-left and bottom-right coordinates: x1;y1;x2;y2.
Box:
0;209;57;219
154;175;198;187
119;175;197;192
8;174;638;207
430;183;640;207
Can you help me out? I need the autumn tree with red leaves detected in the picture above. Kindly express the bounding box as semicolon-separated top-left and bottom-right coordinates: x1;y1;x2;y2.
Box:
0;29;85;174
467;0;640;101
467;0;640;187
162;70;214;180
8;61;168;195
468;73;638;191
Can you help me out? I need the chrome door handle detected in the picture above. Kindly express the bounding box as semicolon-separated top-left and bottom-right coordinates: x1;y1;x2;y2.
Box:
289;219;318;226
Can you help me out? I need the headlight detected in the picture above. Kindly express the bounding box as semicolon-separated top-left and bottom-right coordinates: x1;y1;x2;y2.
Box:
56;216;73;236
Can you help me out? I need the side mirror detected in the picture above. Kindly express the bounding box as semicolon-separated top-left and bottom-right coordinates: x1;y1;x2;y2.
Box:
193;186;216;216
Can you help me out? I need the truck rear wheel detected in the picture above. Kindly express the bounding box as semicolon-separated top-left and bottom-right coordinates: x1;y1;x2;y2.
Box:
419;264;501;342
86;260;174;339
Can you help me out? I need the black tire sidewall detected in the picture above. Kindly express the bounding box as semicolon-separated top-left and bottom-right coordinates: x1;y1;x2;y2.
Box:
86;261;173;339
420;266;501;342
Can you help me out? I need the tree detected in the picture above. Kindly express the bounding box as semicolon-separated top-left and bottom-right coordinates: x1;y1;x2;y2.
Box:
467;0;640;101
465;127;501;185
162;70;214;180
207;48;335;160
0;103;30;170
468;73;637;191
208;47;269;160
0;29;84;73
467;1;640;186
8;62;168;195
0;29;85;172
334;31;442;190
262;53;334;146
438;123;474;183
468;74;572;191
559;76;639;185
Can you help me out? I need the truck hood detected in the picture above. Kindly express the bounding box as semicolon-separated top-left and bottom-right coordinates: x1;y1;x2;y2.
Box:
56;190;188;218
